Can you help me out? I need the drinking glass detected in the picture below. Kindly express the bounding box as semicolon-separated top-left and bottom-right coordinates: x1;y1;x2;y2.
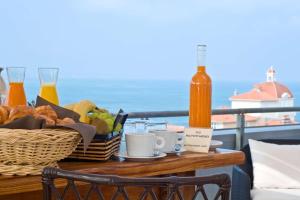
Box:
146;121;168;132
6;67;27;107
0;67;7;104
38;68;59;105
135;120;147;133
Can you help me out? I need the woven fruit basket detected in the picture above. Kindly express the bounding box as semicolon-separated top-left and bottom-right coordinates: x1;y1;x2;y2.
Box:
0;128;81;175
69;131;122;161
68;110;128;161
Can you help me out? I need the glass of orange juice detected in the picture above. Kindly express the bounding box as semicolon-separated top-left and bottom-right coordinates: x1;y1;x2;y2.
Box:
38;67;59;105
6;67;27;107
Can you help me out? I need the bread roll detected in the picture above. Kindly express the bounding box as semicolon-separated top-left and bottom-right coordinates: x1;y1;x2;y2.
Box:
35;114;56;126
56;117;75;126
35;105;58;121
3;104;73;127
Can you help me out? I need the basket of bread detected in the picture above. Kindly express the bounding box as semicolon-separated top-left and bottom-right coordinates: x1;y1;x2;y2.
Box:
0;104;82;175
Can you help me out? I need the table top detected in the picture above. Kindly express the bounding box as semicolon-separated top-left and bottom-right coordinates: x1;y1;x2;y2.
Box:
0;149;244;196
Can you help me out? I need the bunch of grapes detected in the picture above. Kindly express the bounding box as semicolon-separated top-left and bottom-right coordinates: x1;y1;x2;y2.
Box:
88;110;122;134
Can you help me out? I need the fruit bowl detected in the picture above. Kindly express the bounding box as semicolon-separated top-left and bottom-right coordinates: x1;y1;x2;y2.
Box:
64;100;127;135
64;100;128;161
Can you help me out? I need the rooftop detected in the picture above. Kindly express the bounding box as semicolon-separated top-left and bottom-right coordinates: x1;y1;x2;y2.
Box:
212;114;257;123
230;67;293;101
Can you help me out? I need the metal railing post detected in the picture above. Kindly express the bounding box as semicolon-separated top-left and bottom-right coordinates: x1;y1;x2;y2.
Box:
236;113;245;150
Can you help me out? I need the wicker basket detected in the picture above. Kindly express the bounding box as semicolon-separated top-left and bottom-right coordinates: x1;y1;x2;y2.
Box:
0;128;81;175
69;134;121;161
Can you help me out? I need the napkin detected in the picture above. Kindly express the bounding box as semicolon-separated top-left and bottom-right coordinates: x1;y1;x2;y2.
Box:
35;96;80;122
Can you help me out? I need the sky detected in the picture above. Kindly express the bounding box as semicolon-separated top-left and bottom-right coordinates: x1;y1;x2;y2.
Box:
0;0;299;82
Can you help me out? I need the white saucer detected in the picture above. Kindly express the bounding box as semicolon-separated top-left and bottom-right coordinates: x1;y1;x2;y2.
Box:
209;140;223;151
164;148;186;155
114;152;167;161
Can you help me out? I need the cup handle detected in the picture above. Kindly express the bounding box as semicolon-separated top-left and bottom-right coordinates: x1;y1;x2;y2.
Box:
173;134;185;152
176;134;185;145
155;136;165;150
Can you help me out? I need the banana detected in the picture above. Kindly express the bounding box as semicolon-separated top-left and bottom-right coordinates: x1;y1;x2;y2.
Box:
92;107;109;114
64;103;77;111
73;100;96;123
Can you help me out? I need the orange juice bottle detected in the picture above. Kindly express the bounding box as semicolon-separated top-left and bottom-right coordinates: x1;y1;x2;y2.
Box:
189;45;212;128
38;68;59;105
6;67;27;107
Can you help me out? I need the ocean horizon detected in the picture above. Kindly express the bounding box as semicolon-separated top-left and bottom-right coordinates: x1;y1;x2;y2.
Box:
17;79;300;126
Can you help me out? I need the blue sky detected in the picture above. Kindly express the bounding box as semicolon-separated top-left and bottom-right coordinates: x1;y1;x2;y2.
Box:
0;0;299;82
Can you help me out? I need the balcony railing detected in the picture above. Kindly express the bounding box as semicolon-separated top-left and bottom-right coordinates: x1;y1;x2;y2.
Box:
126;107;300;149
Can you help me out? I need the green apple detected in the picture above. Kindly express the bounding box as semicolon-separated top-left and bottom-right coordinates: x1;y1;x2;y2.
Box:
105;118;114;132
115;123;122;132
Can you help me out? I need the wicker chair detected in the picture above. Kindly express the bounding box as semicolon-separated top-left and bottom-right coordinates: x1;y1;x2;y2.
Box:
42;167;231;200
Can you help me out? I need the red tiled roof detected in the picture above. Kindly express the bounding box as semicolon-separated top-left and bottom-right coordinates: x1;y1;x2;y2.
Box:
256;82;293;98
265;120;284;126
230;82;293;101
212;114;258;123
264;119;296;126
230;90;276;101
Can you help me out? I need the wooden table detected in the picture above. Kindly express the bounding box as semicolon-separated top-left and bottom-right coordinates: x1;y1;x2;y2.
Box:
0;149;244;200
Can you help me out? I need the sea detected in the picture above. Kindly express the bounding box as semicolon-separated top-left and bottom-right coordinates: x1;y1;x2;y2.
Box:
23;79;300;126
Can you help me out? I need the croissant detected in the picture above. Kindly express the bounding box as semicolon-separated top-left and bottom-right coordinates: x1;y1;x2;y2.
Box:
0;106;9;124
6;106;34;124
35;105;58;121
0;104;76;127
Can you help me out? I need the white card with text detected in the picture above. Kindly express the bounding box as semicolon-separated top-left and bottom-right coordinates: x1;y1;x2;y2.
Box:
184;128;213;153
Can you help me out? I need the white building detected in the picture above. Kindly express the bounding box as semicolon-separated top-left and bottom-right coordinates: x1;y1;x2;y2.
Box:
230;67;295;121
212;67;295;128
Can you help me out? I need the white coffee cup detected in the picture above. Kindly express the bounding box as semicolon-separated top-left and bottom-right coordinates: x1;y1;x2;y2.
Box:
150;130;185;153
125;133;165;157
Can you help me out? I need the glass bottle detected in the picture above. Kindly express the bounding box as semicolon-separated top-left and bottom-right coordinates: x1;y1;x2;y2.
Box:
6;67;27;107
38;67;59;105
189;45;212;128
